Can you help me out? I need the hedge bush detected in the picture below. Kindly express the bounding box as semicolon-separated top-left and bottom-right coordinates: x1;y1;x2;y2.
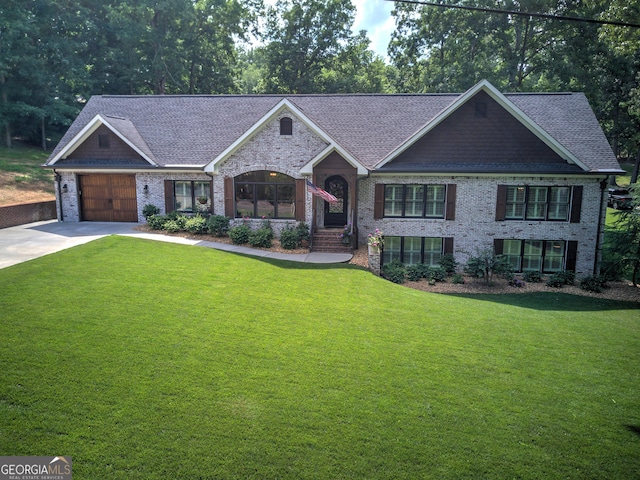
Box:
207;215;230;237
228;224;251;244
185;215;208;234
279;226;300;250
249;227;273;248
382;260;406;284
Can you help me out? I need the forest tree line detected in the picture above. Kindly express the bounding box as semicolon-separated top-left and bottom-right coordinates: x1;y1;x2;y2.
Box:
1;0;639;158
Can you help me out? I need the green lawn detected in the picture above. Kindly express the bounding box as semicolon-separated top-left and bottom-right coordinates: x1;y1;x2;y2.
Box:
0;144;53;185
1;236;638;479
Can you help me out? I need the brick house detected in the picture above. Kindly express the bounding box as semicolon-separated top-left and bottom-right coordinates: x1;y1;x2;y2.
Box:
45;80;623;275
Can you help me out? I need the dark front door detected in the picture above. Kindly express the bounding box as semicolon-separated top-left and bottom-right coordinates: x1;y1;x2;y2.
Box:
324;176;348;227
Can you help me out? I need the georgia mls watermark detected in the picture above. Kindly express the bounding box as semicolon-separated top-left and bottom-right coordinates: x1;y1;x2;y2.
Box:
0;457;72;480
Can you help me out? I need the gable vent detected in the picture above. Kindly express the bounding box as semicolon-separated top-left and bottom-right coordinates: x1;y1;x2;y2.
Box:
475;101;488;118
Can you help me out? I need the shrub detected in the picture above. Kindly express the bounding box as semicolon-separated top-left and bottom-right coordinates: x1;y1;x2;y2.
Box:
464;249;511;285
228;224;251;245
427;266;447;282
451;273;465;284
279;226;300;250
249;227;273;248
580;275;608;293
382;260;406;284
546;273;566;288
556;270;576;286
439;254;457;275
406;264;430;281
522;271;542;283
207;215;230;237
185;215;208;234
147;214;167;230
296;222;310;243
163;219;183;233
142;204;160;220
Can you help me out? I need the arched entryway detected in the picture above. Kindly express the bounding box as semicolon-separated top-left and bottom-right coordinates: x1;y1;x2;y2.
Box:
324;175;348;227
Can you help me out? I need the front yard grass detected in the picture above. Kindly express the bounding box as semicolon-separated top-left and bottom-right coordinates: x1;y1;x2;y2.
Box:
0;236;638;479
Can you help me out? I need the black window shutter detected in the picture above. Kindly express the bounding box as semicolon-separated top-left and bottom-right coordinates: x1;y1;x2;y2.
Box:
224;177;235;217
565;241;578;272
164;180;174;214
496;185;507;221
445;184;456;220
570;186;583;223
374;184;385;219
444;237;454;255
494;238;504;255
295;179;305;221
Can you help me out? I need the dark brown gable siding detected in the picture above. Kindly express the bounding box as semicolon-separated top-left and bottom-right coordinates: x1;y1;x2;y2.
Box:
224;177;234;217
68;125;144;161
374;184;385;219
295;179;305;221
389;91;567;169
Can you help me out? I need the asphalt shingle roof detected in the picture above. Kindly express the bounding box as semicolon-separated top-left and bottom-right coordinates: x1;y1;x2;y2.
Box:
47;90;621;174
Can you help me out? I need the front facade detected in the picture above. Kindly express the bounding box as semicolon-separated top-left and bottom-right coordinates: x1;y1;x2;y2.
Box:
45;81;623;275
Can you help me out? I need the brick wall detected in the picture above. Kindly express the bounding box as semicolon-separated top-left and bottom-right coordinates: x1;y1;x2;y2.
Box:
357;175;603;275
0;200;57;229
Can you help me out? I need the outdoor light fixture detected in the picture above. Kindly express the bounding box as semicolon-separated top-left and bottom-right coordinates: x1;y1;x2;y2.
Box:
269;172;277;177
143;184;149;194
62;184;68;193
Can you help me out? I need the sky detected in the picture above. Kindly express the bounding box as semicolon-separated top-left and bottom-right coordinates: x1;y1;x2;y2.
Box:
260;0;396;60
352;0;395;60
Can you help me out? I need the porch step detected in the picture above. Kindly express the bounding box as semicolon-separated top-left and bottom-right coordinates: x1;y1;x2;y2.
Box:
311;228;353;253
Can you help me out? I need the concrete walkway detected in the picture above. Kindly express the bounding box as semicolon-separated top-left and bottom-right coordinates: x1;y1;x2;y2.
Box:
0;220;353;270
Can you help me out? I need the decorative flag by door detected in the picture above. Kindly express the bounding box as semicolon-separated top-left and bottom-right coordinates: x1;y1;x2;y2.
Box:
306;180;338;203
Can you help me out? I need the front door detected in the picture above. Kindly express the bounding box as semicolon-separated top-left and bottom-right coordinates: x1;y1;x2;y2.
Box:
324;176;348;227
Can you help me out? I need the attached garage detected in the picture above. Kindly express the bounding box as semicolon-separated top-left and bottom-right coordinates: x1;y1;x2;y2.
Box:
79;174;138;222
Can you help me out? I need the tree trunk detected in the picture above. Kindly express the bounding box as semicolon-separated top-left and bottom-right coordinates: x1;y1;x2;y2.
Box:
631;147;640;184
1;73;10;148
41;117;47;151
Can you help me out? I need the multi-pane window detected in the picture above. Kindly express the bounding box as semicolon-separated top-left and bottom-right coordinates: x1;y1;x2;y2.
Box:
501;239;567;273
234;171;295;219
384;184;446;218
505;186;571;221
382;236;444;266
174;181;211;212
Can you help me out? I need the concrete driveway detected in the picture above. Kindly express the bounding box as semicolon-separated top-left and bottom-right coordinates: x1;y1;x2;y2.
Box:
0;220;352;269
0;220;141;269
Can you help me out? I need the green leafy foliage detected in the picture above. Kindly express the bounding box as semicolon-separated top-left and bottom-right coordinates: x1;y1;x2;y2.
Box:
185;215;208;234
249;227;273;248
279;225;301;250
464;249;511;286
206;215;230;237
580;275;608;293
228;224;251;244
522;271;542;283
147;214;168;230
381;259;406;284
142;204;160;220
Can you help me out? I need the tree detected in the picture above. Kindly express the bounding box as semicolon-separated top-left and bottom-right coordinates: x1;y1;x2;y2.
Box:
261;0;357;93
604;186;640;286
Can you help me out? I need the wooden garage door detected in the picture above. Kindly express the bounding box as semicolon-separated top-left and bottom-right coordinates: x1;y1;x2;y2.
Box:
79;174;138;222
